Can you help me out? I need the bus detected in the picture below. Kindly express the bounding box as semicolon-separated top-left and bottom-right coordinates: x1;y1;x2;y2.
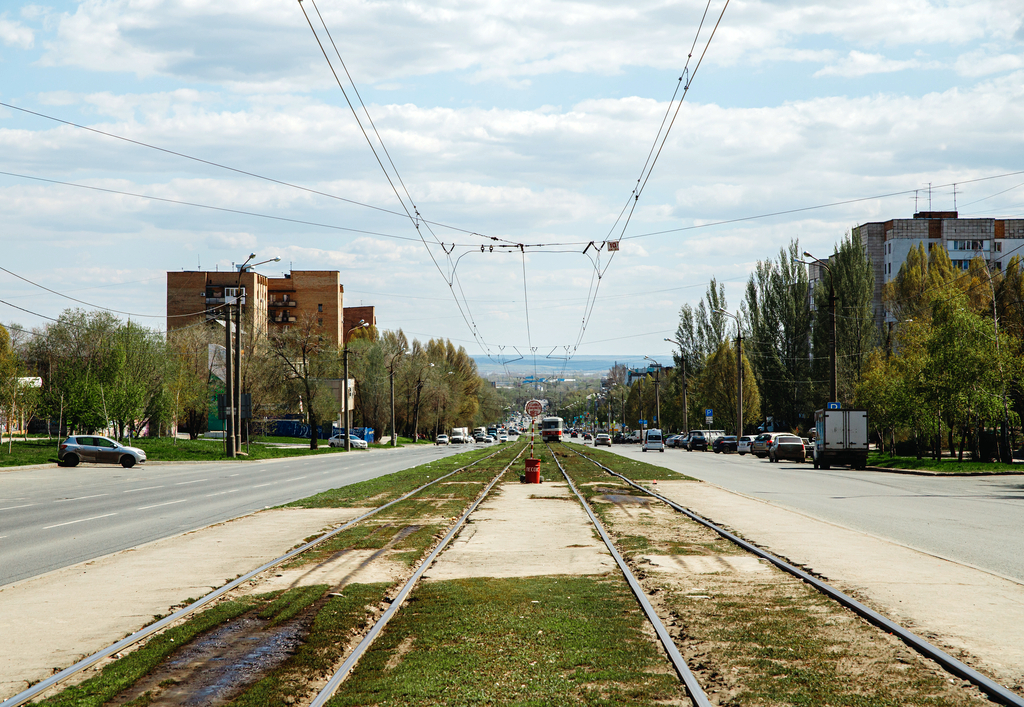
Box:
540;416;565;442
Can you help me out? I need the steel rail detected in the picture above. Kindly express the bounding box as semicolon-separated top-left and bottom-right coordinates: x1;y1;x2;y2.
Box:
308;445;527;707
1;445;511;707
547;445;712;707
566;445;1024;707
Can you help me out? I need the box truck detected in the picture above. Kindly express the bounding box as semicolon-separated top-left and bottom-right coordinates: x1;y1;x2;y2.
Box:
813;409;869;470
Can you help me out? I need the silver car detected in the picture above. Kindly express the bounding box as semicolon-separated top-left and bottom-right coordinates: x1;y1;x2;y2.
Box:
328;434;368;449
58;436;147;468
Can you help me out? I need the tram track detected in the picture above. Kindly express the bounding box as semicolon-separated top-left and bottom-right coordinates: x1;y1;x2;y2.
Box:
2;443;522;707
557;442;1024;707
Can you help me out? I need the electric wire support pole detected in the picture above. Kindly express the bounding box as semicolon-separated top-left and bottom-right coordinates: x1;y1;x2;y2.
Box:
223;300;235;458
343;346;350;452
737;332;743;438
234;288;242;455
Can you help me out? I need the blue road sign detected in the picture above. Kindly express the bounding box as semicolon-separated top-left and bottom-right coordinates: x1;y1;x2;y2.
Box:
639;419;647;424
827;402;841;410
705;409;713;417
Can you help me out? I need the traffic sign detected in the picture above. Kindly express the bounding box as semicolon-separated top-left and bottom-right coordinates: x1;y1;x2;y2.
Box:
639;419;647;425
705;409;713;417
827;402;841;410
525;399;543;417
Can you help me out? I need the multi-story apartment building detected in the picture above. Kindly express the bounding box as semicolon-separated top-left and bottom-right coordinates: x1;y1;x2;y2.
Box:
807;212;1024;329
166;269;375;346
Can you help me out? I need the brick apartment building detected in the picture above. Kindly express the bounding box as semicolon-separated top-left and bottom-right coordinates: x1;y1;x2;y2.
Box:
806;212;1024;329
166;269;375;346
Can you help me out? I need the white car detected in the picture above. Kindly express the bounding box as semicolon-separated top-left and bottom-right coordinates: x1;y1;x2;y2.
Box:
642;429;665;452
329;434;368;449
498;433;509;442
436;434;449;445
737;435;754;455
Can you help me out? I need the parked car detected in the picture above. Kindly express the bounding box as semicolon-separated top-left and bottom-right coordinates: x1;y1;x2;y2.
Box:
436;434;449;445
329;434;368;449
751;432;785;458
801;438;814;460
612;433;626;444
58;435;147;468
676;434;691;449
769;435;805;463
595;433;612;447
687;431;708;451
712;435;738;453
737;435;755;455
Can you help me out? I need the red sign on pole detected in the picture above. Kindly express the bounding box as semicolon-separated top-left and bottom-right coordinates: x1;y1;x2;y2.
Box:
525;399;543;418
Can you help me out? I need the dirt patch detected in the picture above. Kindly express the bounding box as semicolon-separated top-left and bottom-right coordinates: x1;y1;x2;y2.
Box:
598;490;986;705
109;615;305;707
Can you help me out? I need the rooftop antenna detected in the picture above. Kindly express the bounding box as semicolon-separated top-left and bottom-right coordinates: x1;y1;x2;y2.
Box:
953;183;958;211
928;182;932;211
913;190;919;213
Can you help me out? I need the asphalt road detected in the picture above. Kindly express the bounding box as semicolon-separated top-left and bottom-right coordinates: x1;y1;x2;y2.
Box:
575;440;1024;583
0;443;474;587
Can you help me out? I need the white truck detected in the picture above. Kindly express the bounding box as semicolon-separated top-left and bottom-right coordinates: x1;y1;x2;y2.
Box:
812;409;868;470
451;427;470;444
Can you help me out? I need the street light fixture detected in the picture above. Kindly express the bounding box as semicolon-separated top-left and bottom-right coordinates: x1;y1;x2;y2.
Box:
230;255;281;455
343;319;369;451
716;309;744;437
794;252;837;402
643;356;662;431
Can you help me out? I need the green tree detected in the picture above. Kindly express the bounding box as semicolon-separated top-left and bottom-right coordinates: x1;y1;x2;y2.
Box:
745;240;813;430
269;313;339;449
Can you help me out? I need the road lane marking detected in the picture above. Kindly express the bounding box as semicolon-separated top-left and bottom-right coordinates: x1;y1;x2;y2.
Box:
174;479;208;485
252;482;275;488
123;486;164;493
229;473;240;477
138;500;187;510
283;476;307;482
54;494;108;503
0;504;33;511
44;513;117;529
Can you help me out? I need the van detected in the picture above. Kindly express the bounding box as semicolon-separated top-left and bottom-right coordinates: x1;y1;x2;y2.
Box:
642;429;665;452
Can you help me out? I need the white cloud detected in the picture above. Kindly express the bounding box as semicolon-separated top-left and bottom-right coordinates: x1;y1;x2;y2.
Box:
955;48;1024;77
0;16;33;48
814;50;941;77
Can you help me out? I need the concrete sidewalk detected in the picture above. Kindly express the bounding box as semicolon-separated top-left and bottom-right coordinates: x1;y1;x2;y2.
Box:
650;478;1024;690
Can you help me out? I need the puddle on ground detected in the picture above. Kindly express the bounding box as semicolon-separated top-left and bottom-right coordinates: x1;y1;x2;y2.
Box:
111;615;307;707
597;493;652;508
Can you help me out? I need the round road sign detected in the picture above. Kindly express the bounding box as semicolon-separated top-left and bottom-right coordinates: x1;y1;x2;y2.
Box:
525;399;543;417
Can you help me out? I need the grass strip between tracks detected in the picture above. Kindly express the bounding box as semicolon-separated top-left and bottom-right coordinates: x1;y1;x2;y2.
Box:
324;575;686;707
552;445;986;706
32;444;522;706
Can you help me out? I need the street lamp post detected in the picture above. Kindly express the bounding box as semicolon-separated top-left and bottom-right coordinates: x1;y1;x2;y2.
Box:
343;320;369;451
716;310;744;436
231;254;282;454
644;356;662;430
388;347;408;447
798;252;837;402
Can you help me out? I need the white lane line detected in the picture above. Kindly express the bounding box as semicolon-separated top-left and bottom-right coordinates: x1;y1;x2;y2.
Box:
54;494;108;503
44;513;117;529
205;489;241;497
0;504;33;511
137;499;187;510
229;473;240;477
174;479;208;486
283;476;307;482
123;485;164;493
252;482;275;488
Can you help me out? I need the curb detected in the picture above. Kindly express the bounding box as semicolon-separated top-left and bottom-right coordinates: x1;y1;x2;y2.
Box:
864;465;1024;477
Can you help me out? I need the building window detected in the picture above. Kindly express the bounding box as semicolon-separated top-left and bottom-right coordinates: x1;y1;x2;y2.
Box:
995;241;1003;253
318;303;323;312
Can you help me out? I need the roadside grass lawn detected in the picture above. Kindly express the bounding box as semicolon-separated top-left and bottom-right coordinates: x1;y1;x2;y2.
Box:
868;451;1024;474
0;435;375;468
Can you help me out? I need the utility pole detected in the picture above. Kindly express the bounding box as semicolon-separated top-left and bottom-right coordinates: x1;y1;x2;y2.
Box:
343;346;350;451
234;286;242;455
223;300;234;458
736;331;743;437
665;338;687;434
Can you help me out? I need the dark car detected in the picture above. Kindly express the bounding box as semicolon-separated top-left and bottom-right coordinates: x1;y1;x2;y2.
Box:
769;435;805;463
752;432;785;459
58;435;147;468
570;431;579;438
687;431;708;451
612;433;625;444
712;435;738;453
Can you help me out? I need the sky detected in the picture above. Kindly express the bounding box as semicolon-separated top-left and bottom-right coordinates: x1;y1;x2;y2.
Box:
2;0;1024;373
